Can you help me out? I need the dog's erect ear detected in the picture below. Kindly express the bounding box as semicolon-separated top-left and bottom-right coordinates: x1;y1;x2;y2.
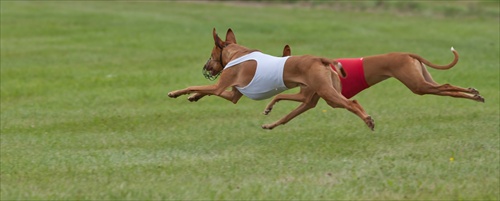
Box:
213;28;225;49
225;28;237;44
282;44;291;57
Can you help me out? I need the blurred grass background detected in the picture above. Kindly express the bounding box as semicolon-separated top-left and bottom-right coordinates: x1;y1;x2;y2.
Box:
233;0;499;19
1;1;499;200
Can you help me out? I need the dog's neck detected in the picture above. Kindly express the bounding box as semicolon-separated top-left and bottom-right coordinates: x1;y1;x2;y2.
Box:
223;44;259;66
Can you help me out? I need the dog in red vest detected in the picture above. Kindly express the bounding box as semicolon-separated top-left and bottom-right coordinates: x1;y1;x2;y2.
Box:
263;45;484;115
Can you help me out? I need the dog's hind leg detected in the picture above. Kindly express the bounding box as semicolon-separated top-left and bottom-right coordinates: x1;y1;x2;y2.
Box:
263;88;307;115
420;62;439;85
393;60;484;102
316;87;375;130
264;65;342;116
405;81;485;102
304;65;374;130
419;62;480;95
262;91;320;130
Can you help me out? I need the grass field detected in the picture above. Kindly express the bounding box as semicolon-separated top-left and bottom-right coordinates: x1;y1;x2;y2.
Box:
1;1;499;200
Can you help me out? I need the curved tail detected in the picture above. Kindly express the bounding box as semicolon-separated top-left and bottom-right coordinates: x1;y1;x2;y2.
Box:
409;47;459;70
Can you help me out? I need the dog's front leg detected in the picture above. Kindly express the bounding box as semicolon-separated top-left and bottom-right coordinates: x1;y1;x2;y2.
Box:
168;85;221;98
187;92;207;102
188;87;243;104
218;87;244;103
168;84;244;104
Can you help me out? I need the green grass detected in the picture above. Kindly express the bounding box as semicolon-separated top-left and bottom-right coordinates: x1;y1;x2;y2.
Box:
1;1;499;200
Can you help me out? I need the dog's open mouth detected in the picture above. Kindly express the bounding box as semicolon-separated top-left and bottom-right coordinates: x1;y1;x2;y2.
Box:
202;67;221;81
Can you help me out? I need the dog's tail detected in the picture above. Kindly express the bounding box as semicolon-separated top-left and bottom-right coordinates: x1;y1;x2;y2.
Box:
409;47;459;70
335;62;347;78
321;58;347;78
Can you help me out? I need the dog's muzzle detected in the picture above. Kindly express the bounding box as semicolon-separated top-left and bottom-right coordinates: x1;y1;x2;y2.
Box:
202;67;220;81
202;59;221;81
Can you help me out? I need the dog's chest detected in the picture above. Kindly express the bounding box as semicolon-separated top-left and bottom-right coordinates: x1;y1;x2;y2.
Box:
225;52;290;100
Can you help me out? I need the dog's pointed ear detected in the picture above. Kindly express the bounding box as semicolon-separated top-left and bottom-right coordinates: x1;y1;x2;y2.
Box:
213;28;225;49
282;44;291;57
225;28;237;44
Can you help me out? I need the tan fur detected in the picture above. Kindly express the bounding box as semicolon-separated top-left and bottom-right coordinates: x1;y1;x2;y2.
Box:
263;45;484;116
168;29;374;130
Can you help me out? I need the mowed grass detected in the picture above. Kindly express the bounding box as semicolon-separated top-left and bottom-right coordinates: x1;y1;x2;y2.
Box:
1;1;499;200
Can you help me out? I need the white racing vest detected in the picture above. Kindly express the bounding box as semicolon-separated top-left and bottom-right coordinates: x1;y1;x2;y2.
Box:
224;52;290;100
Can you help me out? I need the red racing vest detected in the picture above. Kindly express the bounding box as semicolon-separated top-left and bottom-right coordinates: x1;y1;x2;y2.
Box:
332;58;370;99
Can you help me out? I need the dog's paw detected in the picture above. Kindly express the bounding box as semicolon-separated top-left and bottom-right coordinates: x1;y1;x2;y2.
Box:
262;108;273;115
167;92;179;98
469;88;480;95
474;94;485;103
364;116;375;131
261;124;275;130
188;95;200;102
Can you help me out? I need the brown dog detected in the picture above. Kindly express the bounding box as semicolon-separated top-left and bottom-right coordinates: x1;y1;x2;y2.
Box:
263;45;484;115
168;28;374;130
